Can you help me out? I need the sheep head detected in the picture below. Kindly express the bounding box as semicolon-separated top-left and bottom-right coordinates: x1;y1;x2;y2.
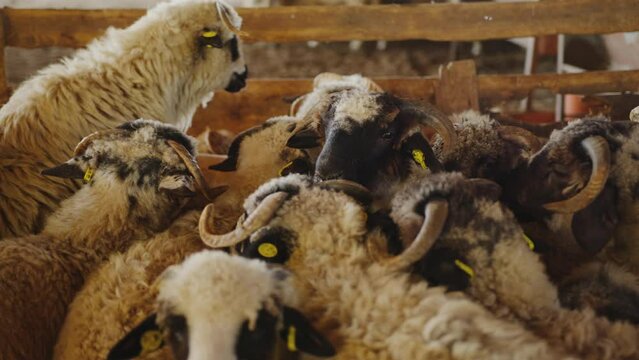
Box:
107;251;335;360
288;90;451;188
41;119;210;232
108;0;247;105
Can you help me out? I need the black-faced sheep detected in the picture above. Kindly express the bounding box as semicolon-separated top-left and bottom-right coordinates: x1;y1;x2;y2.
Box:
199;174;569;359
432;110;542;215
107;251;335;360
287;89;450;208
517;119;639;272
0;120;207;360
391;172;639;360
0;0;247;238
54;116;314;359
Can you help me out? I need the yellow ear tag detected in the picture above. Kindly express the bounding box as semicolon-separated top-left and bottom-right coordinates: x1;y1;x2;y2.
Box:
287;326;297;352
454;259;475;278
83;167;94;184
202;31;218;38
258;243;278;258
278;161;294;177
411;149;428;170
140;330;163;355
523;234;535;251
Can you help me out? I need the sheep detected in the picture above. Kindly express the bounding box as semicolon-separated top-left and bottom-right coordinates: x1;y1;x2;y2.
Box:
199;174;570;359
0;120;209;360
105;251;335;360
431;110;542;215
54;116;314;359
390;171;639;360
0;0;248;238
516;118;639;274
558;261;639;325
287;88;451;208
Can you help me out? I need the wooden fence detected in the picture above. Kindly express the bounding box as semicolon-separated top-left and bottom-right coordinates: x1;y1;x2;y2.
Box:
1;0;638;134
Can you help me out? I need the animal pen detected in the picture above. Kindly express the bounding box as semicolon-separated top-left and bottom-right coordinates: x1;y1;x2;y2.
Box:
0;0;638;135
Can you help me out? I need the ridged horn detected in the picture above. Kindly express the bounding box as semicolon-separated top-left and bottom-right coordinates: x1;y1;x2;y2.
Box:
383;199;449;272
73;129;127;156
543;136;610;213
290;94;309;116
199;191;289;248
216;1;248;37
318;179;372;205
402;102;457;155
497;125;542;153
167;140;213;201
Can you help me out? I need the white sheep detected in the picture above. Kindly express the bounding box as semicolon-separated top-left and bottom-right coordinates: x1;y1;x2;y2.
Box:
106;251;335;360
0;120;207;360
0;0;247;238
54;115;313;359
391;171;639;360
200;174;570;359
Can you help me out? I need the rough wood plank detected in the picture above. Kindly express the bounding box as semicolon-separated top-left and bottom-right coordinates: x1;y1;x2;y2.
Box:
188;70;639;135
435;60;479;114
5;0;639;47
479;70;639;102
0;11;8;103
188;77;439;135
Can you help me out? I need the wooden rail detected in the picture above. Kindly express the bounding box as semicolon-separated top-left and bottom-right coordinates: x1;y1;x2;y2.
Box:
189;69;639;135
3;0;639;48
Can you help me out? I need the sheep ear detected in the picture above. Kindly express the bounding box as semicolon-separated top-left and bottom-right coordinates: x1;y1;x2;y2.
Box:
280;306;336;357
571;183;618;254
107;314;164;360
159;174;197;197
400;132;443;173
208;157;237;172
286;128;322;149
41;162;85;179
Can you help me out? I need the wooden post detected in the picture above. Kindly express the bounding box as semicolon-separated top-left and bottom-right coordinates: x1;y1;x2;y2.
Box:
0;9;8;104
435;60;480;114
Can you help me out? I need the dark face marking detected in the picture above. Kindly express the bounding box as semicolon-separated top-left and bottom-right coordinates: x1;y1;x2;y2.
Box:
135;157;163;186
366;210;402;255
235;309;278;360
166;314;189;360
225;66;248;93
228;36;240;62
571;183;618;254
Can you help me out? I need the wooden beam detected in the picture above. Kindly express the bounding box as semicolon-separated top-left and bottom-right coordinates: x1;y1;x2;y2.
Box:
478;70;639;102
5;0;639;48
435;60;479;114
189;77;439;135
0;10;8;103
189;70;639;135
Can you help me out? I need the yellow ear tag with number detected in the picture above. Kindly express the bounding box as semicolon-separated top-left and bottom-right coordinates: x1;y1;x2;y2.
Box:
287;326;298;352
202;31;218;38
523;234;535;251
279;161;294;177
140;330;163;355
411;149;428;170
83;167;94;184
258;243;278;258
454;259;475;278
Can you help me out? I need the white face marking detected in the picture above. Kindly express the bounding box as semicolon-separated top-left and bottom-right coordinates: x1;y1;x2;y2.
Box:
332;91;381;132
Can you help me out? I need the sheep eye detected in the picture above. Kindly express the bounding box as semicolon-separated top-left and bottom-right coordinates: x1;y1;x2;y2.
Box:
199;29;223;49
381;131;393;140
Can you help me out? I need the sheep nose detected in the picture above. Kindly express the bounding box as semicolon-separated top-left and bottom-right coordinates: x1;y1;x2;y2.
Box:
225;66;248;93
313;170;344;183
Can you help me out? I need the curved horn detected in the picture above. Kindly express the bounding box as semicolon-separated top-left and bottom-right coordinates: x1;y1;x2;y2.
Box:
199;191;289;248
497;126;542;153
73;129;127;156
167;140;213;201
544;136;610;213
403;102;457;155
216;1;248;37
318;179;372;205
383;199;449;272
290;94;309;117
